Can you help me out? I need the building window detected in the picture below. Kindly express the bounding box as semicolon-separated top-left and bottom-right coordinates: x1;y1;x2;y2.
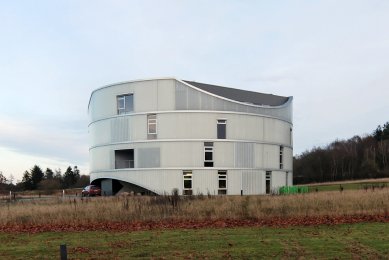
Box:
280;146;284;169
115;149;134;169
217;119;226;139
218;171;227;195
117;94;134;114
183;171;192;195
147;114;157;139
266;171;271;194
290;128;293;145
204;142;214;167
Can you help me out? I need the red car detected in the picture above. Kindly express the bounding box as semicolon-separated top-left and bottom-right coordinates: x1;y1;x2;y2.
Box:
81;185;101;197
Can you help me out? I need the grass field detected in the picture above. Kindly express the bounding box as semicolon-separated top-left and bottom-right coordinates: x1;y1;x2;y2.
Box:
1;184;389;258
0;223;388;259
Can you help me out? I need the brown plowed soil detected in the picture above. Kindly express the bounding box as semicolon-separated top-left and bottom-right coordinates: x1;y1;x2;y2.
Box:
1;215;389;233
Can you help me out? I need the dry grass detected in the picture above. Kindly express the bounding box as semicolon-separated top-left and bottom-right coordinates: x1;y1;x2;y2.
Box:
1;189;389;226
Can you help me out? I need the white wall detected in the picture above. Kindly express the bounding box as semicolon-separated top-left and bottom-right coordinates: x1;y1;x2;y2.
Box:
90;112;292;146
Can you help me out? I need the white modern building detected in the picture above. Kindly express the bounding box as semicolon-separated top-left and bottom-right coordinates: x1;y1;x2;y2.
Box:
88;78;293;195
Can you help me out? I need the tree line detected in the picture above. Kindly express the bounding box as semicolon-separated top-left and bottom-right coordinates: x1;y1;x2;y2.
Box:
0;165;90;192
294;122;389;184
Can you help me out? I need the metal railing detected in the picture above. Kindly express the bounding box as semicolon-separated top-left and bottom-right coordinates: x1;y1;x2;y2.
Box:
115;160;134;169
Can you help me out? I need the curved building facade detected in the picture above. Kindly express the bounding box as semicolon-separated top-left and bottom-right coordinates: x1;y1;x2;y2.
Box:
88;78;293;195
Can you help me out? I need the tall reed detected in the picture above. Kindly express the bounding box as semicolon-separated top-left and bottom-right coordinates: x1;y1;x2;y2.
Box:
1;189;388;225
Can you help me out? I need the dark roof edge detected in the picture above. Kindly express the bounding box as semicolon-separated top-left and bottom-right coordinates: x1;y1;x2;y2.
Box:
182;80;290;107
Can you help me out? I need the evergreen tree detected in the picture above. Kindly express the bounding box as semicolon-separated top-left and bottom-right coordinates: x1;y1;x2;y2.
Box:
373;125;383;141
373;122;389;141
73;166;80;181
22;170;33;190
383;122;389;140
30;165;44;189
63;166;78;188
45;168;54;179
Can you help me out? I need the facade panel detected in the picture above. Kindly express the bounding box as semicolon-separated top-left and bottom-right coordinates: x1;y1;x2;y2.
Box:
234;143;255;168
214;142;234;168
271;171;287;191
242;170;263;195
160;141;203;168
192;170;218;195
157;79;176;111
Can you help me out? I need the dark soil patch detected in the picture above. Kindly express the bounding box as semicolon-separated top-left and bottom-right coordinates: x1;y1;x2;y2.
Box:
1;214;388;233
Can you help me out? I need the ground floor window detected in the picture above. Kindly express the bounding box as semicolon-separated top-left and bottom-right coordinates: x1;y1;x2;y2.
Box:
183;171;192;195
266;171;271;194
218;171;227;195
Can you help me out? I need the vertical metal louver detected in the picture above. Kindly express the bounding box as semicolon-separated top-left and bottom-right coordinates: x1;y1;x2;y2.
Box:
234;143;254;168
138;148;160;168
111;117;129;143
242;171;261;195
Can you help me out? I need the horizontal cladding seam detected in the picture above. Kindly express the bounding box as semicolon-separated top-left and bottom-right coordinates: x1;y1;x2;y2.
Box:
89;139;293;151
90;168;293;175
88;110;293;127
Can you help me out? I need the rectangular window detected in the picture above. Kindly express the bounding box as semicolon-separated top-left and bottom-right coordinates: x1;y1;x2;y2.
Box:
280;146;284;169
217;119;227;139
117;94;134;114
266;171;271;194
218;171;227;195
183;171;192;195
115;149;134;169
147;114;157;139
204;142;214;167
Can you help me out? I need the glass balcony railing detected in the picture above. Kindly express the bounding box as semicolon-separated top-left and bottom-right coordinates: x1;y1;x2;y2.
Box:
115;160;134;169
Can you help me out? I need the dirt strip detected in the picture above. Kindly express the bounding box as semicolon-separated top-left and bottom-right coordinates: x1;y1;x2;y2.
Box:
1;215;389;233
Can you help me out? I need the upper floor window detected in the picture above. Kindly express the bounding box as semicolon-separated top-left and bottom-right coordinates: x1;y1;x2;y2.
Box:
266;171;271;194
147;114;157;139
117;94;134;114
115;149;134;169
280;146;284;169
217;119;226;139
204;142;214;167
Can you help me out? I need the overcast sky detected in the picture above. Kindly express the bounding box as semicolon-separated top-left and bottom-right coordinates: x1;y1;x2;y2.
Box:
1;1;389;181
